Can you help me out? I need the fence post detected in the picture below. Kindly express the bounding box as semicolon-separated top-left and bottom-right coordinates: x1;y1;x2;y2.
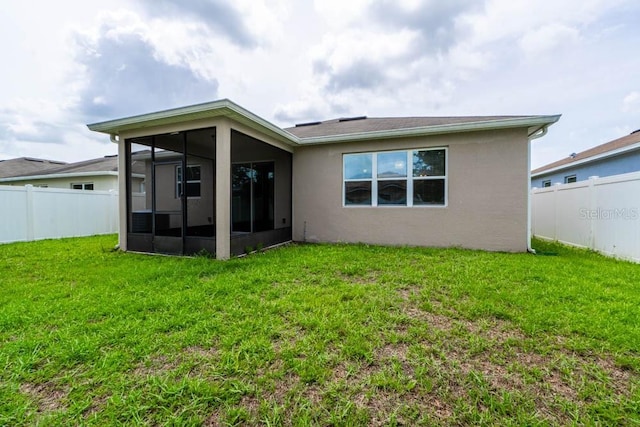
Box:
553;183;560;241
25;184;35;241
588;176;598;251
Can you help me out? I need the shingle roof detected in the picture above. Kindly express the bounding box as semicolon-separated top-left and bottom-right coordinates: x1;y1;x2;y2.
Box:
0;156;121;179
88;99;560;146
532;130;640;175
285;115;533;139
0;157;67;178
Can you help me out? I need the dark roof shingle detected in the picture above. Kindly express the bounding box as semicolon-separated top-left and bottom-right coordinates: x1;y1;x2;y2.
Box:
0;156;120;179
0;157;67;178
285;115;531;139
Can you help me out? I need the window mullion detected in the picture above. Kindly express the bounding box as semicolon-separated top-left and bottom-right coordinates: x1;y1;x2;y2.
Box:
372;153;378;207
407;150;413;207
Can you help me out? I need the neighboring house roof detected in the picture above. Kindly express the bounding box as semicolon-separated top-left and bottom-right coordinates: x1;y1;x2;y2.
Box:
0;157;67;178
0;155;138;183
87;99;561;145
532;130;640;177
16;155;119;177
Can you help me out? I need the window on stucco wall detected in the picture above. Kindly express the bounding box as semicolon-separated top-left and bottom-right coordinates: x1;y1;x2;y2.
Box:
343;148;447;207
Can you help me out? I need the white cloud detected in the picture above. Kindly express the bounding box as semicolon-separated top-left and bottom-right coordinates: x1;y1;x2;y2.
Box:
519;24;581;58
69;10;221;120
313;0;374;28
622;91;640;113
311;28;417;80
460;0;622;46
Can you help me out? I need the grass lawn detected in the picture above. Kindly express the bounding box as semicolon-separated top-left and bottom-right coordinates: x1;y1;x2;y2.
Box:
1;235;639;425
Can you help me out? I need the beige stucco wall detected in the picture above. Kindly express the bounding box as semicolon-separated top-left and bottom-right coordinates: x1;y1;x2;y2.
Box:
292;128;530;252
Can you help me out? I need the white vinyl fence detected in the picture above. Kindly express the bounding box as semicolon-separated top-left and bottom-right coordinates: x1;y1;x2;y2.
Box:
0;185;119;244
531;171;640;262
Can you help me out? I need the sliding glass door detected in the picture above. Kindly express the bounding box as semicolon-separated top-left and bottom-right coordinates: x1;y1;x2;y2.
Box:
232;162;274;233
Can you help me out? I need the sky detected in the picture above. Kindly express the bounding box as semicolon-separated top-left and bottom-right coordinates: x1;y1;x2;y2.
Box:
0;0;639;169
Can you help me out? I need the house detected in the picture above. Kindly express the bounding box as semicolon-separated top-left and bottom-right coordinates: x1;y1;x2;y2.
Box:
531;130;640;187
87;99;560;259
0;155;144;192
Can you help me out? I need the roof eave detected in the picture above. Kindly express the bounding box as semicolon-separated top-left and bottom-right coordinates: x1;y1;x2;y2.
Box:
297;115;561;145
0;171;118;182
88;100;559;147
531;140;640;177
87;99;301;146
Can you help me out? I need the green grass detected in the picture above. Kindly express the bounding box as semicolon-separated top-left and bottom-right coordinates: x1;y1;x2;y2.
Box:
1;235;639;425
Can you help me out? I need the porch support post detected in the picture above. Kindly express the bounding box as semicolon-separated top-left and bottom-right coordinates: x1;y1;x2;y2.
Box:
215;120;231;259
117;136;128;251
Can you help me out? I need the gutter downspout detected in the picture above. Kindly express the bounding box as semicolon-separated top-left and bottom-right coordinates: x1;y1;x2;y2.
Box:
526;126;549;254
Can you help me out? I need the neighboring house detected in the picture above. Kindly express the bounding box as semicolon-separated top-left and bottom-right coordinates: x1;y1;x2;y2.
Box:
88;99;559;259
531;130;640;187
0;155;145;192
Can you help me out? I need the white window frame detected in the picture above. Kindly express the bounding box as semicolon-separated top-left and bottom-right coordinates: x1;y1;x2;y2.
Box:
542;180;551;188
71;182;94;190
564;175;577;184
343;147;448;208
176;164;201;198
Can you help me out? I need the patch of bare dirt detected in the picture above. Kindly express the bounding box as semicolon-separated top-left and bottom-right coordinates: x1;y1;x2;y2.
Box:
396;287;415;301
82;394;109;418
132;354;178;377
338;270;381;285
19;382;67;413
375;343;410;362
184;345;218;358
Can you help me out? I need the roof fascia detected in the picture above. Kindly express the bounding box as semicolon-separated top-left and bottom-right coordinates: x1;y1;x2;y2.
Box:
0;171;118;182
297;115;561;145
87;99;300;146
531;140;640;178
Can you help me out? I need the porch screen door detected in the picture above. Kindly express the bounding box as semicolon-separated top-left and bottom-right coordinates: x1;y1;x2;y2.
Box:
152;160;184;254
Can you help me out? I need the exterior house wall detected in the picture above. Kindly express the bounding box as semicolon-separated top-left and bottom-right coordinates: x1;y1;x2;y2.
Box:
531;150;640;188
292;128;530;252
2;175;118;191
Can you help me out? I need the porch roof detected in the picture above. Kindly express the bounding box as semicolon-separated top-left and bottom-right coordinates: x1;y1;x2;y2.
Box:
87;99;560;145
88;99;300;146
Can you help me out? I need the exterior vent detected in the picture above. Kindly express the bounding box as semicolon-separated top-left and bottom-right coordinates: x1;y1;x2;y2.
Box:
295;121;321;127
338;116;367;122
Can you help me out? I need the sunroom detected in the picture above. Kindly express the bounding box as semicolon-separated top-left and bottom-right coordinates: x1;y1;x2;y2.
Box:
88;101;294;259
